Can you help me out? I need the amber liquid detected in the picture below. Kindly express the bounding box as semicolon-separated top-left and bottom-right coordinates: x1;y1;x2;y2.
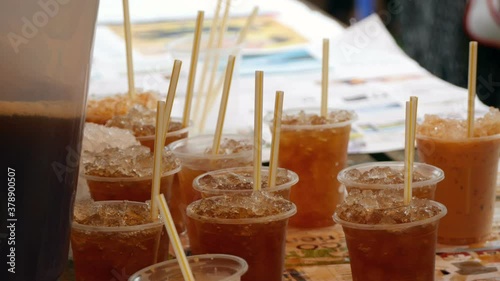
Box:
188;216;289;281
139;131;188;152
343;221;439;281
279;125;351;228
71;224;163;281
417;136;500;244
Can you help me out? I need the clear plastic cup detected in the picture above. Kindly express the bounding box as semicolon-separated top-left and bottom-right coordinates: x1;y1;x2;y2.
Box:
84;170;179;202
167;33;243;134
128;254;249;281
168;134;253;234
193;166;299;200
417;133;500;245
186;194;296;281
71;201;166;281
338;161;444;200
264;107;357;228
333;200;447;281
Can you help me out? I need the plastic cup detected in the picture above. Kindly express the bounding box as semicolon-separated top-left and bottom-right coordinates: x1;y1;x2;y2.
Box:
193;166;299;199
135;117;190;152
168;134;253;234
338;161;444;200
84;171;178;202
186;195;296;281
71;201;166;281
264;107;357;228
128;254;248;281
167;33;243;134
417;133;500;245
333;200;447;281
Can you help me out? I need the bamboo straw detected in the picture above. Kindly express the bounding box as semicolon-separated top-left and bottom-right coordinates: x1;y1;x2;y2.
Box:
268;91;284;189
253;71;264;191
182;11;204;128
199;0;232;133
211;55;236;154
122;0;136;98
151;101;166;219
193;0;223;124
467;41;478;138
162;60;182;145
321;38;329;117
403;96;418;205
155;194;195;281
199;6;259;131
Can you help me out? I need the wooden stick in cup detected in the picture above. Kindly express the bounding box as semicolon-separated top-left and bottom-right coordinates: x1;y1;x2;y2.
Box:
162;60;182;145
199;0;232;133
321;38;329;117
211;55;236;154
254;71;264;191
200;6;259;131
193;0;223;125
268;91;284;189
403;96;418;205
122;0;136;99
467;41;478;138
182;11;204;128
151;101;166;219
155;194;195;281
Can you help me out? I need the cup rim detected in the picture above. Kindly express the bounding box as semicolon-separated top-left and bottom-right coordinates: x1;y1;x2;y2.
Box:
263;107;358;130
135;117;191;141
193;166;299;195
72;200;163;232
168;134;253;161
83;147;181;181
416;132;500;143
333;200;447;231
337;161;445;189
83;164;181;182
128;254;249;281
186;195;297;225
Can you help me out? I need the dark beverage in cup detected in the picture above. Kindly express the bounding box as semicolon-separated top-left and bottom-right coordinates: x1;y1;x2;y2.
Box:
71;200;164;281
334;190;447;281
187;193;296;281
0;0;99;279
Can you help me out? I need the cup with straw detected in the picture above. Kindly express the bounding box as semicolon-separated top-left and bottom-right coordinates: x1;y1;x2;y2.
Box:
333;96;447;281
185;71;296;281
264;38;357;228
128;94;248;281
416;41;500;245
191;91;299;200
167;55;254;241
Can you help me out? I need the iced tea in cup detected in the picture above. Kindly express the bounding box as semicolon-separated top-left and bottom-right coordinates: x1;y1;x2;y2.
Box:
333;190;447;281
128;254;248;281
264;108;356;228
106;105;190;151
82;145;180;202
71;200;164;281
186;193;296;281
338;161;444;200
168;135;253;233
193;166;299;199
86;91;158;125
416;108;500;245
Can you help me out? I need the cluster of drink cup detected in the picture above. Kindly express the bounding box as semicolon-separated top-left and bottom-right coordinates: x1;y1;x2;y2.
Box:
3;2;500;279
